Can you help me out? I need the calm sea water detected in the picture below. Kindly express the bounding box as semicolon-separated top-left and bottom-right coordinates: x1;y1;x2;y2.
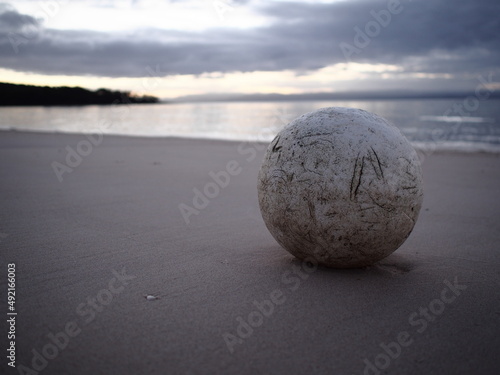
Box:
1;99;499;152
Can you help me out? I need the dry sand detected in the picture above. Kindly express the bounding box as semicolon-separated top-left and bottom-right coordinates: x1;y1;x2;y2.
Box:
0;130;499;375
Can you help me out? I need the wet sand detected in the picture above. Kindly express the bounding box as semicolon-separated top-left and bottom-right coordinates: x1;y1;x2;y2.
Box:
0;130;499;375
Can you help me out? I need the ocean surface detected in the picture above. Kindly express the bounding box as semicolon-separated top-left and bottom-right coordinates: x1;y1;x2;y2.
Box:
1;99;500;152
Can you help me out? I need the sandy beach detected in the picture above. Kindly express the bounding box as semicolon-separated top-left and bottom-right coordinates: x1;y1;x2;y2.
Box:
1;130;499;375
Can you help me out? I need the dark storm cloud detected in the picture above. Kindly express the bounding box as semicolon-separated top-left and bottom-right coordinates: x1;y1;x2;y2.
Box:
0;7;39;32
0;0;498;78
257;0;500;74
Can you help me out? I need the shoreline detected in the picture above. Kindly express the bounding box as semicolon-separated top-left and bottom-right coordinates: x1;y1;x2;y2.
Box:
2;129;500;155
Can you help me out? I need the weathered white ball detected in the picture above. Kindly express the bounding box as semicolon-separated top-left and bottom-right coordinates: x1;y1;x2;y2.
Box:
257;107;423;268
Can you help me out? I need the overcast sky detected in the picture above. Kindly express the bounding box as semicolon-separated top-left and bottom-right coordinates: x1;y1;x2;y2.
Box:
0;0;498;98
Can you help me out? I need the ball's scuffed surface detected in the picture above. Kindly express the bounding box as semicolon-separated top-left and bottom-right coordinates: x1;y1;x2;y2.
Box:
257;107;423;268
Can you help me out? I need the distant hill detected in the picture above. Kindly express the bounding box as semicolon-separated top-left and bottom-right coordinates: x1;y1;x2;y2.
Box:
0;82;159;106
171;90;500;103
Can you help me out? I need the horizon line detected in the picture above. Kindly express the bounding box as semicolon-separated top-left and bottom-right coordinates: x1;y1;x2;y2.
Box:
166;90;500;103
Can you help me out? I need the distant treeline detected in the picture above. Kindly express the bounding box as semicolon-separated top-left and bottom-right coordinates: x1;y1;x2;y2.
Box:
0;82;159;106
